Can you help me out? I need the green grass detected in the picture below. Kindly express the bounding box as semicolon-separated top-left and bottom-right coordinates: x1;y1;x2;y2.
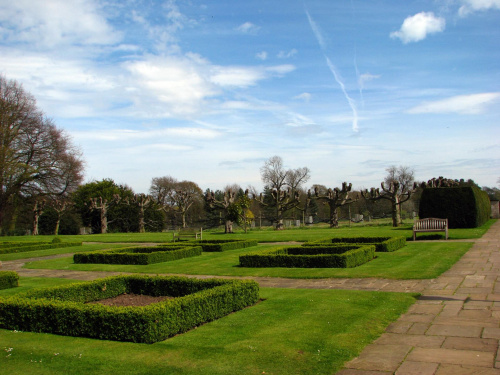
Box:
0;277;417;375
24;241;472;279
0;219;494;244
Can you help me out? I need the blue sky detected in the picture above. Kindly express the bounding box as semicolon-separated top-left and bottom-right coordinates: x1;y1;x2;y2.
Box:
0;0;499;194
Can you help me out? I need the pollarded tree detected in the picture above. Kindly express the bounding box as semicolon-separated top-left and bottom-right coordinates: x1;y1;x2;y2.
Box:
0;76;84;231
257;156;310;230
362;166;417;227
308;182;359;228
205;188;237;233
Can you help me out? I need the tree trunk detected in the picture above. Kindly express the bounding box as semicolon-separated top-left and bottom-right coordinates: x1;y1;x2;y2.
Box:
138;206;145;233
100;206;108;234
329;206;340;228
225;220;233;233
391;196;401;227
182;212;187;228
54;217;61;236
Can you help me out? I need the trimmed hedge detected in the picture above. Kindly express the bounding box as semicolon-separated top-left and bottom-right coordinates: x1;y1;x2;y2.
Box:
191;239;258;252
0;271;19;290
239;245;375;268
0;241;82;255
73;244;202;265
419;186;491;228
305;236;406;252
0;275;260;343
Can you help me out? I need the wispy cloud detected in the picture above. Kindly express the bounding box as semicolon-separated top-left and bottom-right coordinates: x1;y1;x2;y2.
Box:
293;92;312;102
408;92;500;114
305;10;359;132
277;49;298;58
236;22;260;34
255;51;268;60
390;12;445;43
459;0;500;16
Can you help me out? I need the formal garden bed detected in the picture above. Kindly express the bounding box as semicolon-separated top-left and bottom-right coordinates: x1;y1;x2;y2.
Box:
73;244;203;265
239;244;375;268
0;239;82;255
305;236;406;252
0;271;19;290
0;274;260;343
191;239;258;252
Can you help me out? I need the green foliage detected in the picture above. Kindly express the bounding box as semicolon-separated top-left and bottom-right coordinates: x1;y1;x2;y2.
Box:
419;186;491;228
51;237;62;243
306;236;406;252
239;244;375;268
192;239;258;252
0;275;259;343
0;271;19;290
0;241;82;254
73;244;203;265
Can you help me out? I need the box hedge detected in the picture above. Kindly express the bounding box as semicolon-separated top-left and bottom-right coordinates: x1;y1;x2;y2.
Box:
0;271;19;290
73;244;202;265
419;186;491;228
0;275;260;343
305;236;406;252
191;239;258;252
239;244;375;268
0;241;82;255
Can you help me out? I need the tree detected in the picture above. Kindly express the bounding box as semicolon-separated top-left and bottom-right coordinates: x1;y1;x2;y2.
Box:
205;188;238;233
150;176;203;228
257;156;310;230
362;166;416;227
308;182;359;228
0;76;84;231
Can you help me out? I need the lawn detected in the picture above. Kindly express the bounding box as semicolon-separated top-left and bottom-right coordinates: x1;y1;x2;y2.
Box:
0;277;417;375
24;241;472;279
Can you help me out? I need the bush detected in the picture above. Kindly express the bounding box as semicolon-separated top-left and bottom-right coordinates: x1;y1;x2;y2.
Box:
73;244;203;265
419;186;491;228
0;275;260;343
0;241;82;255
239;244;375;268
305;236;406;252
0;271;19;290
192;239;258;252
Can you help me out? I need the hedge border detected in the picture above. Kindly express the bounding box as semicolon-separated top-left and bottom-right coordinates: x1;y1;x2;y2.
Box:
239;244;375;268
73;244;203;265
0;275;260;343
191;239;258;252
305;236;406;252
0;271;19;290
0;242;82;255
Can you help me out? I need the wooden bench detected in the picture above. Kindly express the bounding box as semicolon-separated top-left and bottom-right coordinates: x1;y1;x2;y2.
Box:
173;228;203;242
413;218;448;241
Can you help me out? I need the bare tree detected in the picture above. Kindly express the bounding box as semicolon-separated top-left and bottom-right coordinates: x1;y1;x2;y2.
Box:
205;188;237;233
308;182;359;228
362;166;417;227
50;197;73;236
32;199;46;236
89;195;120;234
257;156;310;229
0;76;84;231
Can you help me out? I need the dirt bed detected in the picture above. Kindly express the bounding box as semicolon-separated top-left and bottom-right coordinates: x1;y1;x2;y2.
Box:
87;293;173;307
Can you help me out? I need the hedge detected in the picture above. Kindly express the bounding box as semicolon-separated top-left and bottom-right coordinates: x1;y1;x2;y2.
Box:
191;239;258;252
0;241;82;255
419;186;491;228
73;244;202;265
305;236;406;252
0;275;260;343
0;271;19;290
239;244;375;268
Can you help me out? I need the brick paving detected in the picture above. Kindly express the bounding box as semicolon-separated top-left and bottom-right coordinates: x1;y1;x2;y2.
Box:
1;220;499;374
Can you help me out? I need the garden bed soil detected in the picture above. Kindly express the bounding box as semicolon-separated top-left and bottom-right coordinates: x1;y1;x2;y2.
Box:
87;293;173;307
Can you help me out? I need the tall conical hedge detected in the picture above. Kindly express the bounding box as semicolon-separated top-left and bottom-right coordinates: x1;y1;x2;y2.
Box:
419;186;490;228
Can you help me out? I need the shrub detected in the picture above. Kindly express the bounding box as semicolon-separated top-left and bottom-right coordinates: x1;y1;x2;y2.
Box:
305;236;406;252
0;271;19;290
192;239;258;252
0;275;260;343
239;244;375;268
0;241;82;255
73;244;202;265
419;186;491;228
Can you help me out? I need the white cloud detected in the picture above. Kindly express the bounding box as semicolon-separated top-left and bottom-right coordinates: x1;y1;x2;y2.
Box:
256;51;268;60
459;0;500;16
0;0;120;47
408;92;500;114
277;49;298;58
71;127;220;142
358;73;381;88
209;64;295;88
390;12;445;43
236;22;260;34
293;93;312;102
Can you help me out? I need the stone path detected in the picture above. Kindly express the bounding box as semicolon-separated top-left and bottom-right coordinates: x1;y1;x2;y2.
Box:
1;221;499;374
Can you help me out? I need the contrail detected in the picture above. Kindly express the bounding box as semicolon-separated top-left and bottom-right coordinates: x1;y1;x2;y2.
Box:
305;10;359;132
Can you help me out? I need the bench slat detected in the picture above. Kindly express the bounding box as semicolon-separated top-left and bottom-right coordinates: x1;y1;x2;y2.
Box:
413;218;448;241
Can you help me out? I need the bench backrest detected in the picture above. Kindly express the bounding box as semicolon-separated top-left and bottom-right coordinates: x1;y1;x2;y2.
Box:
414;218;448;230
